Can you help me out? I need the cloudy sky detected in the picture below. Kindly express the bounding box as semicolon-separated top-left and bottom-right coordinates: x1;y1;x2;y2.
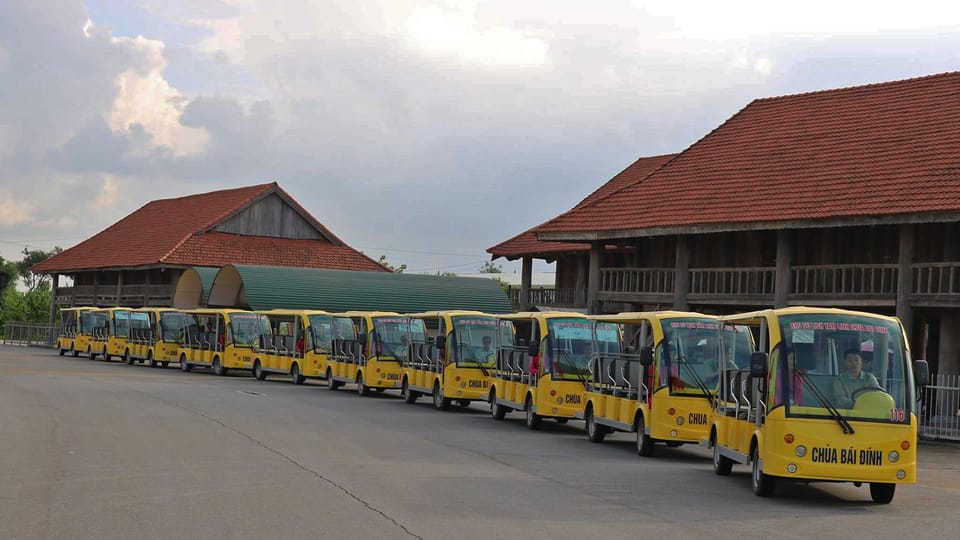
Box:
2;1;960;275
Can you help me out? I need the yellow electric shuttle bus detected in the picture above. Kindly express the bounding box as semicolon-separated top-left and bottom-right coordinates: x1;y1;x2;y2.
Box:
709;307;928;503
488;312;592;430
88;307;135;361
177;308;267;376
78;308;109;358
582;312;726;456
126;308;193;368
326;311;406;396
57;307;95;356
252;310;338;384
399;311;500;409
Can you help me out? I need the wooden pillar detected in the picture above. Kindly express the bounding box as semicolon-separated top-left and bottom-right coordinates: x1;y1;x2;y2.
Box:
897;224;914;337
587;242;603;314
48;273;59;333
520;257;532;311
115;270;123;307
774;230;793;308
144;270;151;308
92;271;100;307
673;235;690;311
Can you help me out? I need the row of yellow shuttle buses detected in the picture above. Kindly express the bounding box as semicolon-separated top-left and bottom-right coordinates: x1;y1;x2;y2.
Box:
55;304;927;503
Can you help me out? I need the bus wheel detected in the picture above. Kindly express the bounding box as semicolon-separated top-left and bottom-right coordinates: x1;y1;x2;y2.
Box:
585;406;606;443
402;380;418;404
148;352;157;368
636;415;655;457
357;373;370;396
555;418;568;424
712;439;732;475
59;347;66;356
751;446;776;496
125;349;134;365
457;399;471;408
213;357;228;376
72;346;79;357
291;363;305;385
161;362;169;368
432;382;451;410
490;391;507;420
326;368;341;390
180;355;192;372
87;346;94;360
869;483;896;504
253;360;266;380
102;351;110;362
524;396;542;430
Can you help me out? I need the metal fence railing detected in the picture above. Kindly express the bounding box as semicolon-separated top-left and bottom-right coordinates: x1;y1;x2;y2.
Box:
920;373;960;441
2;323;58;347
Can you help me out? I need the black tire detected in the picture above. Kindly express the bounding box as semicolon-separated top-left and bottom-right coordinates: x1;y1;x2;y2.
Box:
402;380;418;404
59;347;66;356
585;407;606;443
72;347;79;357
213;357;225;376
457;399;471;408
433;381;451;410
751;446;776;496
327;368;341;390
869;483;896;504
102;350;110;362
161;362;169;368
555;418;568;424
253;360;266;381
291;362;305;385
180;354;192;372
525;395;542;430
636;415;655;457
87;345;94;360
125;349;134;365
357;373;370;396
148;351;157;368
712;437;733;475
490;391;507;420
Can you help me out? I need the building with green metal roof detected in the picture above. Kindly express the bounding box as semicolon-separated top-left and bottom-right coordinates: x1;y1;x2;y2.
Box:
177;264;513;314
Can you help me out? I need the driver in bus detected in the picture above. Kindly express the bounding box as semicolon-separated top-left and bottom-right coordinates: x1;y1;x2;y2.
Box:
832;349;880;408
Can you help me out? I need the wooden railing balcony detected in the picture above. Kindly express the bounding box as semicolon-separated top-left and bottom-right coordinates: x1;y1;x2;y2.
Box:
690;267;775;297
600;268;675;295
509;288;586;310
913;263;960;295
792;264;898;297
55;284;173;307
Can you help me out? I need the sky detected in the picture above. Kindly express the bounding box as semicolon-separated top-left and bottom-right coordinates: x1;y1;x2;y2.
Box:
2;1;960;276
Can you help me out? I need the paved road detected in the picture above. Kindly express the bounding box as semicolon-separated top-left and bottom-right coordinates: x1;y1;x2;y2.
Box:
1;345;958;539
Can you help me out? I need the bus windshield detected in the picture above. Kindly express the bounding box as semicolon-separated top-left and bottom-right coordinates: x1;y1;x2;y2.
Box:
452;315;499;368
546;318;596;380
658;318;724;395
81;311;108;334
159;312;192;343
308;315;334;352
778;313;909;423
129;312;150;338
373;317;425;360
229;313;267;348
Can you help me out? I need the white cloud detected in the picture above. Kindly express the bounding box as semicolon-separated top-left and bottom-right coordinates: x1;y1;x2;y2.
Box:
0;190;33;226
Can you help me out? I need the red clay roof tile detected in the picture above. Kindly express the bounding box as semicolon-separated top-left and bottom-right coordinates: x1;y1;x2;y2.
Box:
539;72;960;237
32;183;385;273
488;154;676;258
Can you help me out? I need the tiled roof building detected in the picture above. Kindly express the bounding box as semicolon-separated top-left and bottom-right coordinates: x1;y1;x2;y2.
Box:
37;182;385;308
489;71;960;373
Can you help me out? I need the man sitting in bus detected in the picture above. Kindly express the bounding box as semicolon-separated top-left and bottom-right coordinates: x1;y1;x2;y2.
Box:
775;347;804;406
832;349;880;409
481;336;496;367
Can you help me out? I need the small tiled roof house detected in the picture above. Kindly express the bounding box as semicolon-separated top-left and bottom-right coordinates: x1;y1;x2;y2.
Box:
32;182;386;310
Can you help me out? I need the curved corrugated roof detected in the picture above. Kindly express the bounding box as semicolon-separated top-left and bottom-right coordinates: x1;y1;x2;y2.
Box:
172;266;220;309
207;264;514;314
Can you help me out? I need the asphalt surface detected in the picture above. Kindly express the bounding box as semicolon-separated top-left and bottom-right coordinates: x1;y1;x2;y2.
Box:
1;345;958;540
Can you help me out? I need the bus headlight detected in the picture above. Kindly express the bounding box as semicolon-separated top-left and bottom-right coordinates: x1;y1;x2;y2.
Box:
787;464;797;474
795;445;807;458
676;416;684;425
888;451;900;463
897;470;906;480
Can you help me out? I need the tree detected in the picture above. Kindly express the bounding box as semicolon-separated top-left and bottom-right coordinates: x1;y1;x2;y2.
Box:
0;256;17;296
17;246;62;290
478;261;502;274
0;282;51;328
377;255;407;273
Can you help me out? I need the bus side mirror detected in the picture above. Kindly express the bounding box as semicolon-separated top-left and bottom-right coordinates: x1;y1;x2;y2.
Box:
749;352;768;378
435;335;446;349
528;341;539;357
914;359;930;387
639;346;654;367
